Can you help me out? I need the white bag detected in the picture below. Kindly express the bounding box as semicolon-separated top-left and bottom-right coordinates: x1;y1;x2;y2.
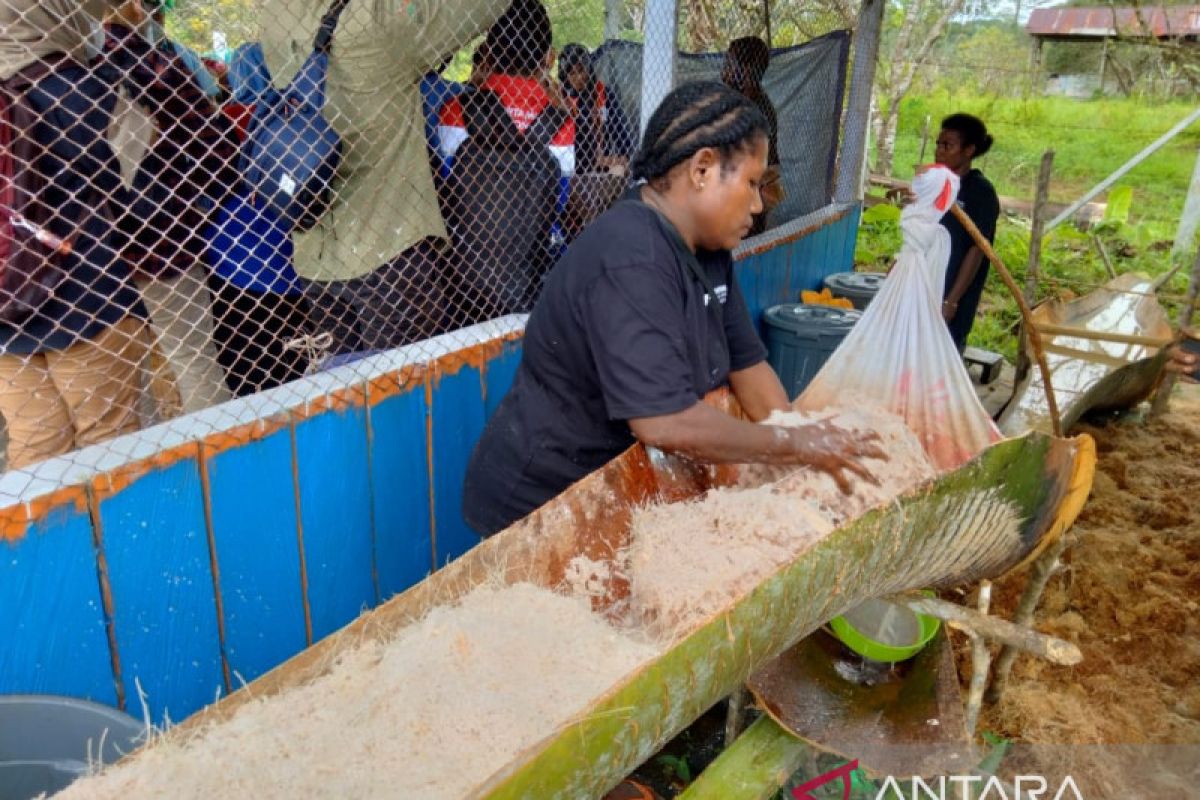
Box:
797;166;1002;470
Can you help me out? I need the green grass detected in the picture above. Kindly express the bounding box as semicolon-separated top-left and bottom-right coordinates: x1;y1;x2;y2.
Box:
857;92;1196;361
888;92;1200;225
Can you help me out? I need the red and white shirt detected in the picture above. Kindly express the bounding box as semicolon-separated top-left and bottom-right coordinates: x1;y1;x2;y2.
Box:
438;74;576;177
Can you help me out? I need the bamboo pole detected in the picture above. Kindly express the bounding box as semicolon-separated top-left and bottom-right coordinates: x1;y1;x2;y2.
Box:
678;716;814;800
1150;245;1200;417
949;203;1064;437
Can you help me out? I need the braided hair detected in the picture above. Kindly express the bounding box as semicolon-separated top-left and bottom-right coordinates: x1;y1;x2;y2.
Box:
631;81;769;187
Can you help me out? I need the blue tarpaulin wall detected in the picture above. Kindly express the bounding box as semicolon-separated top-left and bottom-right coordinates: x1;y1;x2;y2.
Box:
0;204;858;724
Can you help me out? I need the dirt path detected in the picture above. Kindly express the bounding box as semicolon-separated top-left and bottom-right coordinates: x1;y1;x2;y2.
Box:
979;386;1200;745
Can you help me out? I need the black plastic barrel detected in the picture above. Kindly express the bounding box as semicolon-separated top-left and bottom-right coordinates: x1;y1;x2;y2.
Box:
822;271;885;310
763;304;861;399
0;695;144;800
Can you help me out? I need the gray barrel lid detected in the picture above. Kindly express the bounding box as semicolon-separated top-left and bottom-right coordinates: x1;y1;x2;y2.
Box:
824;271;885;295
763;303;861;336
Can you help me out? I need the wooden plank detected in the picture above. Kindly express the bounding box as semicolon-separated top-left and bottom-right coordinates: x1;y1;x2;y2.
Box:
0;509;117;705
1036;322;1173;348
367;378;433;601
204;428;307;687
292;395;375;642
429;364;488;566
96;455;223;723
482;338;523;421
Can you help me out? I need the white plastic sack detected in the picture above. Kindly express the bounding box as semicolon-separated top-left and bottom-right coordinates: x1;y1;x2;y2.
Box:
797;165;1002;470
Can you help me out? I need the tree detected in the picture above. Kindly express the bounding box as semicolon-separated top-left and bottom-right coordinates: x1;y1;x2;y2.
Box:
872;0;968;176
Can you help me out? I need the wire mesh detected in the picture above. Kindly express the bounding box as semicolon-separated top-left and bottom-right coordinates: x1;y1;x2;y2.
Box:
0;0;848;499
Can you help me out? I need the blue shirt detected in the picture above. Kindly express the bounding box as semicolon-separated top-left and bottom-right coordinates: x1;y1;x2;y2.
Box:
205;189;303;296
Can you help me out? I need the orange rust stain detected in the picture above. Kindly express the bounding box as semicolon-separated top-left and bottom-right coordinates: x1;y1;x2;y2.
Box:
88;486;126;711
424;373;438;572
364;364;429;406
200;414;292;459
0;485;90;543
91;440;202;503
291;383;369;421
427;332;522;387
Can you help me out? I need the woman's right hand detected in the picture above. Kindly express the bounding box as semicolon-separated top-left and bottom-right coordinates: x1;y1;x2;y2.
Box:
780;420;886;494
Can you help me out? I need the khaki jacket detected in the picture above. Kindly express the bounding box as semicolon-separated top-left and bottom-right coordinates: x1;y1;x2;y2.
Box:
260;0;507;282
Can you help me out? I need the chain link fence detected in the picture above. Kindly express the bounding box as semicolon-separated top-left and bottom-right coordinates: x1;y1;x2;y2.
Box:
0;0;848;500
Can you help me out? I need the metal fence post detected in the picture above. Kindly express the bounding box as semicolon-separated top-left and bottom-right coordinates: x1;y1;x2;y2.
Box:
1173;145;1200;259
640;0;679;138
834;0;885;205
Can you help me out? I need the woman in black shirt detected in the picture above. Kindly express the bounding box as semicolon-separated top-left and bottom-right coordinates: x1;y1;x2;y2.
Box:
936;113;1001;352
462;81;882;536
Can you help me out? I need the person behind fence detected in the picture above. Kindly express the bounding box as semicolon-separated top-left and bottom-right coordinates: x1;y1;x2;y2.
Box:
722;36;781;236
0;1;149;470
260;0;508;358
557;44;608;177
935;113;999;353
461;81;883;536
437;0;572;320
204;43;312;397
557;43;632;238
102;0;238;418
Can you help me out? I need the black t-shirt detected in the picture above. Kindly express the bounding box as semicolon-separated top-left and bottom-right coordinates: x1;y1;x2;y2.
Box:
941;169;1000;349
462;198;768;536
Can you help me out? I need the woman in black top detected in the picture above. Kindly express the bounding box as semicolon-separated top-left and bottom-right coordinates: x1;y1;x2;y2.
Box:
936;113;1001;352
462;81;882;536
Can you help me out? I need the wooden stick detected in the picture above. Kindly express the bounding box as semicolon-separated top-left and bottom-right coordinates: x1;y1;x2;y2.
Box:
1018;151;1056;382
1150;245;1200;417
1034;323;1174;349
890;591;1081;666
949;203;1064;437
1091;234;1118;280
965;581;993;735
1041;342;1138;369
984;535;1071;704
725;686;749;747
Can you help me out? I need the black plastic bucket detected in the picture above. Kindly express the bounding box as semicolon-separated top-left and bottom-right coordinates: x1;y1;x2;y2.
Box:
763;304;861;399
0;695;144;800
822;271;885;310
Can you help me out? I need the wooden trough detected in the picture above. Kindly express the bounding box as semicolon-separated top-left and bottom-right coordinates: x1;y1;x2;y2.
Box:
1000;273;1173;436
149;391;1095;799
